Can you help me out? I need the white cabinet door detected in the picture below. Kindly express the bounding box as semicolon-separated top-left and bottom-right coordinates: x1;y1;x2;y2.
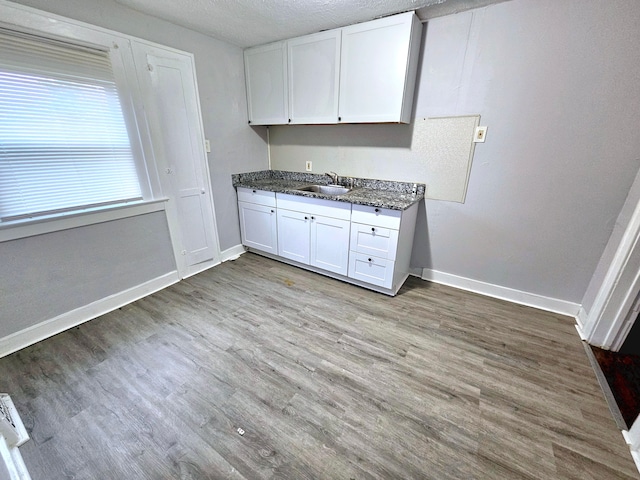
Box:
277;209;310;264
288;30;341;124
238;201;278;254
338;12;422;124
244;42;288;125
137;49;221;278
310;215;350;275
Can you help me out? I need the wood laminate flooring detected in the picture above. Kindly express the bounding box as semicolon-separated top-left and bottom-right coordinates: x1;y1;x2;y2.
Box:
1;253;638;479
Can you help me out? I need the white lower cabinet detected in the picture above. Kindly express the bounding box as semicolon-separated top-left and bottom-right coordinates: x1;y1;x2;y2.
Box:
310;215;350;276
276;193;351;276
348;252;396;289
237;189;419;295
277;209;310;264
348;203;418;292
349;223;399;260
237;187;278;255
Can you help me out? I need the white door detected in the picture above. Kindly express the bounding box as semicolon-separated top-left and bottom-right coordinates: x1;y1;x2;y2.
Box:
310;215;350;275
288;30;341;124
277;209;310;264
244;42;288;125
238;201;278;255
142;52;220;277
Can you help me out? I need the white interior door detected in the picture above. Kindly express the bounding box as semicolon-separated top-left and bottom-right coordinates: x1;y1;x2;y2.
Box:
139;50;220;277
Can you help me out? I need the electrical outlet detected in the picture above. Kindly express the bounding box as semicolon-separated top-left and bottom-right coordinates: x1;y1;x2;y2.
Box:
204;139;211;152
474;126;487;143
305;161;312;172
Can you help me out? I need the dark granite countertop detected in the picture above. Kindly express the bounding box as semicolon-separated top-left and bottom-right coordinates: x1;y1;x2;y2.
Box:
232;170;425;211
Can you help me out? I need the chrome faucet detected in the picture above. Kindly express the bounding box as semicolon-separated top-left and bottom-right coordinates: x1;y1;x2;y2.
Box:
325;171;339;185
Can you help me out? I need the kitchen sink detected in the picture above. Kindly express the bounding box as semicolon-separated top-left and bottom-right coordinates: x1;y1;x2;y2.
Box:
296;184;352;195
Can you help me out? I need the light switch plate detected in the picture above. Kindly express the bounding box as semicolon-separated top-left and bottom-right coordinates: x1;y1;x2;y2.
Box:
305;161;312;172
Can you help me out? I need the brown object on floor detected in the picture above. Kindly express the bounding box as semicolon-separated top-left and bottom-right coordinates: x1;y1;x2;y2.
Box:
0;253;638;479
592;345;640;429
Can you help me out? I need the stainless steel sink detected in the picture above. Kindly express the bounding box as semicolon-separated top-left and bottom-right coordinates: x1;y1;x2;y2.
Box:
296;184;352;195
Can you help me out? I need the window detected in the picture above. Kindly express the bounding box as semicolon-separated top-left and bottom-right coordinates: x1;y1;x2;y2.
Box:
0;28;143;223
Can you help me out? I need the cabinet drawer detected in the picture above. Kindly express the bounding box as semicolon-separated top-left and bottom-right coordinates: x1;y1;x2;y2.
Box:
351;204;401;229
237;187;277;207
276;193;351;220
348;252;395;289
350;223;399;260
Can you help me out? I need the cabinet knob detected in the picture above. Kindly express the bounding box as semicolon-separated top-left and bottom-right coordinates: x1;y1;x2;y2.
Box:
248;120;251;124
338;116;342;122
271;209;274;213
304;216;308;220
374;208;379;213
252;189;256;193
371;227;375;232
368;258;372;262
311;216;315;220
288;119;292;123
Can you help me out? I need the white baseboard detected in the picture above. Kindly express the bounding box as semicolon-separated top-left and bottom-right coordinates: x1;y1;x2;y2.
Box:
575;306;588;339
622;430;640;476
421;268;581;317
0;271;180;359
220;244;246;262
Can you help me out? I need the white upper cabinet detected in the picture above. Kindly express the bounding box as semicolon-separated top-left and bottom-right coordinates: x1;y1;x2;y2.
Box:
339;12;422;124
288;30;341;124
244;42;288;125
244;12;422;125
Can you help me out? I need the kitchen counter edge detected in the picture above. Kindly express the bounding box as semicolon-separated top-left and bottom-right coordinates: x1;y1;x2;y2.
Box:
232;179;424;211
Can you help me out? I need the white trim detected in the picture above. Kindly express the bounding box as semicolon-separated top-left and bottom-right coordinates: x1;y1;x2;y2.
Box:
0;271;179;359
0;433;30;480
582;189;640;347
421;268;581;316
576;306;587;330
221;244;246;262
575;306;588;339
0;199;168;243
623;421;640;476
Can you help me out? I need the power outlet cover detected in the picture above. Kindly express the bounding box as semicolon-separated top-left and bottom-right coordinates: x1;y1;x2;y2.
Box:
474;126;487;143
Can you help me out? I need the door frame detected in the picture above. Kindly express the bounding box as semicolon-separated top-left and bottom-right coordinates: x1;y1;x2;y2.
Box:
579;195;640;350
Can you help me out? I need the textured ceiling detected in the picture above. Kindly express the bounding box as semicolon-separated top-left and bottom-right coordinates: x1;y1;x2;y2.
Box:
113;0;509;48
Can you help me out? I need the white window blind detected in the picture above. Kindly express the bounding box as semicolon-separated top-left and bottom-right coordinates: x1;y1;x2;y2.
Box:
0;28;142;222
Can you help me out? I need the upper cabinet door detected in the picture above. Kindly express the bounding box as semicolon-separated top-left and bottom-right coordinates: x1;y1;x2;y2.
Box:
338;12;422;124
288;30;341;124
244;42;288;125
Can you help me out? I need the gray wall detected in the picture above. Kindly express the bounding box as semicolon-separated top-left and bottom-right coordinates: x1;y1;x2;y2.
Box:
0;212;175;338
1;0;268;340
9;0;269;250
270;0;640;304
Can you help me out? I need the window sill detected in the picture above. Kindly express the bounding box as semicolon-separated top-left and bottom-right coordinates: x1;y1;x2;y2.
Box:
0;198;169;243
